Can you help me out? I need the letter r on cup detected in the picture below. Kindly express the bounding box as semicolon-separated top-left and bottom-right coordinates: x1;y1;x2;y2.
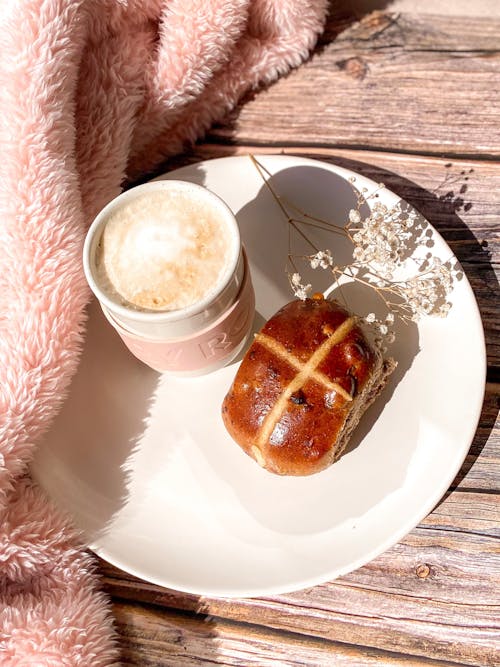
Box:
199;333;231;359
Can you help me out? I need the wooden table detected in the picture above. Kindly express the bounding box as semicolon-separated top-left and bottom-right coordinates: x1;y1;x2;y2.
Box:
97;7;500;665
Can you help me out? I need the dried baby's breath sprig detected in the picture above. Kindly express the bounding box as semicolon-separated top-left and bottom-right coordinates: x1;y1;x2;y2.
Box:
290;272;312;301
310;250;334;269
348;199;419;279
363;312;395;349
249;155;456;342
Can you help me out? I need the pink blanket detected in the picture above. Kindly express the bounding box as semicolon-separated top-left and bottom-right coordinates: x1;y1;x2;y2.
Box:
0;1;327;663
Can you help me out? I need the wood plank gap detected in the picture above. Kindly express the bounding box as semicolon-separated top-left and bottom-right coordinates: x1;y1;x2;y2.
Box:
203;137;500;162
329;580;499;610
447;487;500;497
261;594;499;624
417;523;499;540
340;46;500;56
195;142;500;169
487;368;500;383
404;49;500;55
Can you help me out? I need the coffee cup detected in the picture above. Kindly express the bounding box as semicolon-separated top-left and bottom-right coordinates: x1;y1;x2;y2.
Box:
83;180;255;375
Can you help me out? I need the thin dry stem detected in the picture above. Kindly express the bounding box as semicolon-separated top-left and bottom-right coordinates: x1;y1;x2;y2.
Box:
248;153;453;327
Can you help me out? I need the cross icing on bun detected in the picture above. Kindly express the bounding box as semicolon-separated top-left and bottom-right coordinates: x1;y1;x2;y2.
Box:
222;297;396;475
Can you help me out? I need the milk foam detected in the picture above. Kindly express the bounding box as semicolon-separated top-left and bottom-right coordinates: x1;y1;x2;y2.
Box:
95;188;231;311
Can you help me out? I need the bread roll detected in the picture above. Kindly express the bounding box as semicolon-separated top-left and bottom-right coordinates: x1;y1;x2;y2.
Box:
222;296;396;475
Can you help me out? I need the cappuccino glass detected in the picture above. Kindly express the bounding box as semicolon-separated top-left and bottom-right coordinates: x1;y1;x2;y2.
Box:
83;180;255;375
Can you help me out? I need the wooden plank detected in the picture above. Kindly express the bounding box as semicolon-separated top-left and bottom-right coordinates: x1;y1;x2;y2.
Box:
207;12;500;157
111;600;474;667
99;482;500;666
421;488;499;535
453;384;499;492
276;526;500;665
185;144;500;373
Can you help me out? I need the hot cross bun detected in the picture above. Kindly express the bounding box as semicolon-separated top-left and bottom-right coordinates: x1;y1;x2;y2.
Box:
222;296;396;475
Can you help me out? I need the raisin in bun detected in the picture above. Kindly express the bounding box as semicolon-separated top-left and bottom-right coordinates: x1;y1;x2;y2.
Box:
222;296;396;476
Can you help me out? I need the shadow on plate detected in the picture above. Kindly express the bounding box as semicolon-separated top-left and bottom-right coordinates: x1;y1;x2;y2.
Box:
180;163;423;538
178;149;497;508
32;300;162;543
288;153;498;491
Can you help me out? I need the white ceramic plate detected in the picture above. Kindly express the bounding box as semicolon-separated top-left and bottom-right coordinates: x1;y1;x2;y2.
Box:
31;155;486;597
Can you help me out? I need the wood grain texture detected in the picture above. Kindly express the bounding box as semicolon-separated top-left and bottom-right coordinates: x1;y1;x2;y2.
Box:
111;600;483;667
102;503;500;666
208;12;500;157
101;8;500;665
453;384;499;491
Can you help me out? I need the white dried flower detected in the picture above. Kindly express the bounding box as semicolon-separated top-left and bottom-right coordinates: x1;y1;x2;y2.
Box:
294;284;312;300
289;272;312;300
251;153;455;342
349;201;415;279
349;209;361;224
439;302;452;317
310;250;334;269
397;261;453;320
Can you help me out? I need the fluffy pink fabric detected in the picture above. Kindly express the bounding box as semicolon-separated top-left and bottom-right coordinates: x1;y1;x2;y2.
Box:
0;0;327;663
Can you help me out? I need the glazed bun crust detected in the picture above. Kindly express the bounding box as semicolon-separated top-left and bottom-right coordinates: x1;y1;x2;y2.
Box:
222;298;395;476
